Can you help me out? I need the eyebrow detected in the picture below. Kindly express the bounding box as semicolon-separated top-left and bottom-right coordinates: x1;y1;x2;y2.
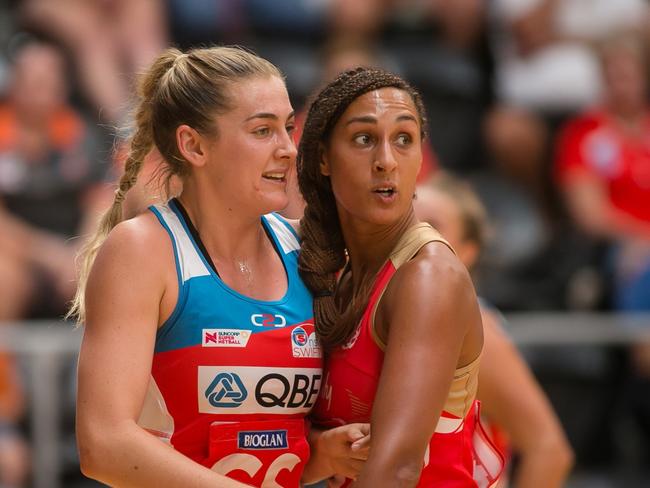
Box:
345;114;419;126
245;110;295;122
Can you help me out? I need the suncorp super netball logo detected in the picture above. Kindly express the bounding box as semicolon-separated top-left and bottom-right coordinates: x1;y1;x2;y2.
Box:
202;329;251;348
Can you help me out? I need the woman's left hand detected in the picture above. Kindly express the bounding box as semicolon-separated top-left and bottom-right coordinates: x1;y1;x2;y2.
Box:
304;423;371;482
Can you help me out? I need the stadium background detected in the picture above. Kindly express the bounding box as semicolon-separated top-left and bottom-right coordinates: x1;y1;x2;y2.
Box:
0;0;649;486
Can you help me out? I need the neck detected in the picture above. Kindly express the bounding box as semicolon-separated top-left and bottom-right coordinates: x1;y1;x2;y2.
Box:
340;207;418;291
177;179;267;265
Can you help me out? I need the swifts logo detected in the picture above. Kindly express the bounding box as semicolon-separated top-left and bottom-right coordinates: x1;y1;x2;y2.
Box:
291;326;321;359
250;313;287;328
291;327;308;347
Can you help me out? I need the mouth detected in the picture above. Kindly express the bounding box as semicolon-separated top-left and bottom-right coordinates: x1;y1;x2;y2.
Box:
372;184;397;197
262;171;287;183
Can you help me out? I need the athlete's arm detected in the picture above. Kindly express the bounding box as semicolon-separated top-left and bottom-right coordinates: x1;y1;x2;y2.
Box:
352;243;483;487
76;216;251;488
302;423;370;482
478;308;574;488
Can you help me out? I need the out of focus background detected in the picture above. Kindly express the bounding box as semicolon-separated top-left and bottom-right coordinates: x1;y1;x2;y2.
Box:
0;0;649;486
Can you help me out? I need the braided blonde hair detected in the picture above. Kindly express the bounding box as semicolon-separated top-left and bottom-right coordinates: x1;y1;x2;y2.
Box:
68;46;281;323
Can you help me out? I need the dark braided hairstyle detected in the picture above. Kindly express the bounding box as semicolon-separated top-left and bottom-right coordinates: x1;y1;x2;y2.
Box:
297;67;428;350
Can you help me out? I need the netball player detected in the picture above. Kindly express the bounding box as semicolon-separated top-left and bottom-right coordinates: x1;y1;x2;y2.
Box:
297;67;503;487
71;46;368;487
415;173;574;487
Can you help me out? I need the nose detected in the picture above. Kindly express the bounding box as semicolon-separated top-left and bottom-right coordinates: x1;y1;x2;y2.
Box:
276;129;297;161
373;138;397;173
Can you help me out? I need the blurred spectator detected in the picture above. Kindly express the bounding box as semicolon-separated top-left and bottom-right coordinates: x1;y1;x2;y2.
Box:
19;0;167;123
329;0;490;172
0;353;28;488
486;0;649;209
555;33;650;463
555;34;650;311
330;0;485;52
0;40;112;320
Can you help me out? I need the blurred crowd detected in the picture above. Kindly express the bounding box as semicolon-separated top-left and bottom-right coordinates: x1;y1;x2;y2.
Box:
0;0;649;486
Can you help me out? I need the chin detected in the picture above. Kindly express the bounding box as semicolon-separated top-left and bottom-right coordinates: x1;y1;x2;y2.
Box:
258;194;290;215
362;209;406;226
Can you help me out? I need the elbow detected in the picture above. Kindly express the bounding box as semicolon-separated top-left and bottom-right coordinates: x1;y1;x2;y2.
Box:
521;432;575;475
555;438;575;474
394;462;423;486
77;425;113;481
544;433;574;473
369;459;423;487
77;432;101;479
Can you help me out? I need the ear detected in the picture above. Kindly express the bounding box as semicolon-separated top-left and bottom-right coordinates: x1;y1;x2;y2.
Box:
176;124;207;168
319;142;331;176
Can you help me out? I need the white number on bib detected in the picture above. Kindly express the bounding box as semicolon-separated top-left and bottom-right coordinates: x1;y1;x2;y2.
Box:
211;453;301;487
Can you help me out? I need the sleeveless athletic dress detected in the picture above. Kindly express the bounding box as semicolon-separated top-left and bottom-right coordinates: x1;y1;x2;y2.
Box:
312;223;504;487
137;199;322;487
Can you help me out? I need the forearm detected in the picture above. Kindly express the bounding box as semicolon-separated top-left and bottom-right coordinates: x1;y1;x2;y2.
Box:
352;456;422;488
596;207;650;242
564;186;650;242
78;421;251;488
302;428;334;483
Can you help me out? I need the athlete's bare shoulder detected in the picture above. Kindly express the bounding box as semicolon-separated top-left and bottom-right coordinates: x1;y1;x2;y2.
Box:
106;211;169;256
393;239;470;295
378;239;482;364
91;210;174;285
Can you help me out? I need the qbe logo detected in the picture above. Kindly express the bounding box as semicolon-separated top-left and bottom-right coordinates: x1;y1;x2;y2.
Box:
198;366;321;414
250;313;287;328
292;327;321;359
204;372;248;408
202;328;251;348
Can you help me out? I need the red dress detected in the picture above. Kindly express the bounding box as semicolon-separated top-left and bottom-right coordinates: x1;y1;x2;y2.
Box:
312;224;504;487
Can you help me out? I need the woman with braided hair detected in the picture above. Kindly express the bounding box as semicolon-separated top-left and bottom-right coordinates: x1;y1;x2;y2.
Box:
298;67;503;487
70;46;369;487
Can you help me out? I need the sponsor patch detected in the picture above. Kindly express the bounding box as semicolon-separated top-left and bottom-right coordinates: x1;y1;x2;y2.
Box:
204;372;248;408
291;327;308;346
292;330;321;359
198;366;321;414
237;430;288;450
251;313;287;327
202;329;251;348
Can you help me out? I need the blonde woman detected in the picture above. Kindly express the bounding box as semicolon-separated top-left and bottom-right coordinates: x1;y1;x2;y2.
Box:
71;46;367;487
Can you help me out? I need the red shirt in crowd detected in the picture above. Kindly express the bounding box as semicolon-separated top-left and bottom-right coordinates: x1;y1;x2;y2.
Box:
555;109;650;223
